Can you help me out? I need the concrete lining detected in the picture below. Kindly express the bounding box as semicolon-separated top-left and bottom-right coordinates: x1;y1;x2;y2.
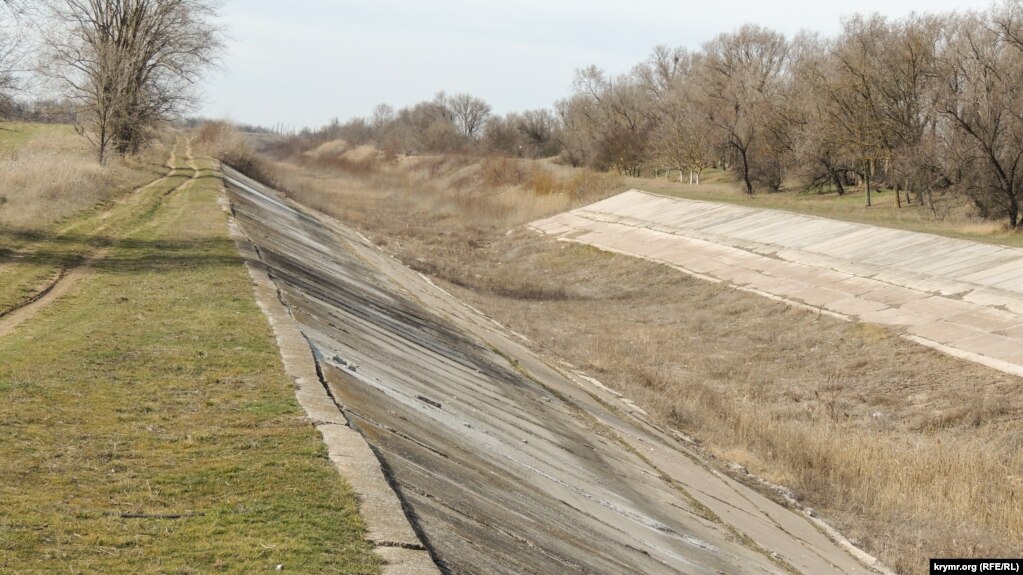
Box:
531;190;1023;379
217;177;439;575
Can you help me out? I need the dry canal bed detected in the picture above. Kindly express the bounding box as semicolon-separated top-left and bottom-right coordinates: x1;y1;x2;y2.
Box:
223;167;884;575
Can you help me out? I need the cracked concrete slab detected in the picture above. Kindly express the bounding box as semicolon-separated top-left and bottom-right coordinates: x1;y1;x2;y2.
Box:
531;191;1023;379
222;169;887;575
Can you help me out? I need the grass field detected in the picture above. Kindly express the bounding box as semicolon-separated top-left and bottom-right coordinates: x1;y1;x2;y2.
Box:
0;123;70;151
0;131;379;573
259;146;1023;575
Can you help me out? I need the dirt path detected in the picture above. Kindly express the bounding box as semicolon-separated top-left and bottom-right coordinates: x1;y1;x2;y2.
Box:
532;190;1023;378
223;166;890;575
0;263;93;338
0;141;198;338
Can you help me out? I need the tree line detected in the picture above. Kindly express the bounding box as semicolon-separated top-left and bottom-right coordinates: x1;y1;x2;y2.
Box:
316;2;1023;228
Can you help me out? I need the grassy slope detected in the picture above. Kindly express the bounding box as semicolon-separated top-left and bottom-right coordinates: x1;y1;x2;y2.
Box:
0;122;70;151
0;144;378;573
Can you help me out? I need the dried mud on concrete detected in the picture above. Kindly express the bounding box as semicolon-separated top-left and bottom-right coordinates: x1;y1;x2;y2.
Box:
223;167;884;575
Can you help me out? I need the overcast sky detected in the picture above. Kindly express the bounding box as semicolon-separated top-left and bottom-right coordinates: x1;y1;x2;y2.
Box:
198;0;994;130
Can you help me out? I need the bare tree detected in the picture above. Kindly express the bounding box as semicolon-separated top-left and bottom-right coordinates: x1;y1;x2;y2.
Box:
936;7;1023;227
827;14;943;207
634;45;691;101
39;0;223;163
396;96;462;153
633;46;709;181
481;113;522;156
784;33;853;194
553;95;597;167
516;108;560;157
568;65;655;175
652;99;711;183
449;93;491;139
484;108;560;158
699;25;789;195
0;0;27;117
872;14;943;207
649;74;711;184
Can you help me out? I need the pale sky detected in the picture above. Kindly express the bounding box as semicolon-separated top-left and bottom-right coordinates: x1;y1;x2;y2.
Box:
198;0;992;129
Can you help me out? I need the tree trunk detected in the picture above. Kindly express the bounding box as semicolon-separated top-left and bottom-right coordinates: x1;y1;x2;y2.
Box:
864;164;872;207
828;167;845;196
739;147;754;196
97;124;107;165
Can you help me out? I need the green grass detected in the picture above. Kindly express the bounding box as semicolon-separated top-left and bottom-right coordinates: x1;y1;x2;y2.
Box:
0;152;379;574
629;168;1023;248
0;122;73;151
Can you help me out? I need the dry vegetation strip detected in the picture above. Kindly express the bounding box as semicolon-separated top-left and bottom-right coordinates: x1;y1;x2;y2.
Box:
260;150;1023;575
0;147;379;573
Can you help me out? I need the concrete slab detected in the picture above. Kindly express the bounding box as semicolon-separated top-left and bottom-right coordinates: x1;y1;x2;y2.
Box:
786;286;852;308
963;288;1023;316
946;307;1023;332
953;333;1023;365
996;323;1023;339
754;276;816;299
858;285;924;307
860;306;934;328
899;296;979;320
711;265;768;286
529;191;1023;379
827;276;887;296
967;260;1023;284
826;297;891;319
909;320;991;346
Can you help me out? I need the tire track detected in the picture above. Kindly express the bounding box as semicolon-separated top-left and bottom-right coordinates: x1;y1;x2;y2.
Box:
0;141;198;338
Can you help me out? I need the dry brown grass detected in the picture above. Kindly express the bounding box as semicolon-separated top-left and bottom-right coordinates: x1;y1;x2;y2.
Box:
0;124;168;231
247;146;1023;574
301;139;390;175
193;121;305;193
271;150;619;237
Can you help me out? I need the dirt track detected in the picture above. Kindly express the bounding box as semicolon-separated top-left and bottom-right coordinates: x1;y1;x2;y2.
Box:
0;142;197;338
223;167;886;575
